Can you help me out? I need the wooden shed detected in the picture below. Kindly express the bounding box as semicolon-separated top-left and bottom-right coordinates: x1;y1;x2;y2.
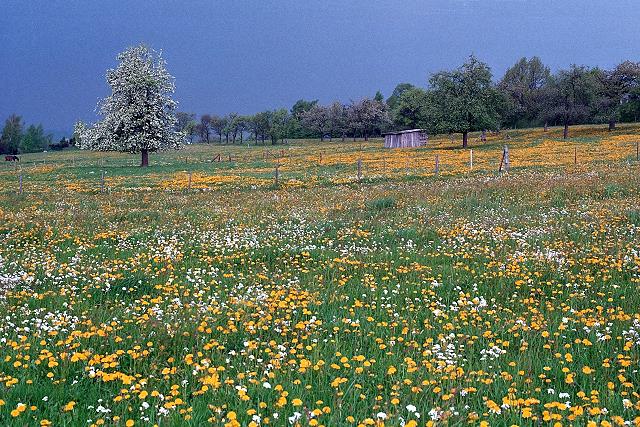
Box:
383;129;427;148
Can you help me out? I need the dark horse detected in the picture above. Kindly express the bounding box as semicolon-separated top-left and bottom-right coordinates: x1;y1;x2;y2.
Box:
5;155;20;162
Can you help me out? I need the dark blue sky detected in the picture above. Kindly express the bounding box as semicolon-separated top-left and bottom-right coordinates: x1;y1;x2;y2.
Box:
2;0;640;134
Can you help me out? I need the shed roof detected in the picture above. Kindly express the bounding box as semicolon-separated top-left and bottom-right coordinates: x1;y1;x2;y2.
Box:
382;129;425;136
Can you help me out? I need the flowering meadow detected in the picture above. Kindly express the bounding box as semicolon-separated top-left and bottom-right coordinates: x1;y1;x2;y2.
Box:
0;124;639;426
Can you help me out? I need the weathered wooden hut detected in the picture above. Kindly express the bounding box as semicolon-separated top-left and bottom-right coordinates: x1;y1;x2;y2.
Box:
383;129;427;148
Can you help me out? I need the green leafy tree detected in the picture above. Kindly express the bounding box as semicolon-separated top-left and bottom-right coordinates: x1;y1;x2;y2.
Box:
20;124;51;153
268;109;290;144
499;56;550;128
391;87;430;129
542;65;601;139
0;114;23;154
386;83;416;111
427;55;503;148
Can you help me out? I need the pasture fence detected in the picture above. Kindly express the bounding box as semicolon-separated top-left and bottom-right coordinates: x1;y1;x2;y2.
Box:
6;137;640;194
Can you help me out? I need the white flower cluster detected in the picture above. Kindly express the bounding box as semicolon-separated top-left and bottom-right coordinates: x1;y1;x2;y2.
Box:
623;318;640;346
0;255;26;300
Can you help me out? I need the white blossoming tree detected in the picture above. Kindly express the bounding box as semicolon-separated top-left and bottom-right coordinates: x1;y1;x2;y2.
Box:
75;44;185;166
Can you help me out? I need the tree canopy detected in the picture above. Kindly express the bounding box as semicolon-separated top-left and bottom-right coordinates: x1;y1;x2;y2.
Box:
427;55;504;147
74;44;185;166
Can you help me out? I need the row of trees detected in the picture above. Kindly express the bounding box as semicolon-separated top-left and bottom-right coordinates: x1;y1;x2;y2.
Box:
387;56;640;146
176;56;640;149
177;95;390;146
0;114;55;154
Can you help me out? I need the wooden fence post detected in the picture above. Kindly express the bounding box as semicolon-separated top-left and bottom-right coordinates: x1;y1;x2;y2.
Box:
499;145;510;173
435;154;440;175
188;171;192;191
469;149;473;170
574;147;577;165
636;141;639;161
274;162;280;185
505;145;510;172
100;170;105;193
357;157;362;181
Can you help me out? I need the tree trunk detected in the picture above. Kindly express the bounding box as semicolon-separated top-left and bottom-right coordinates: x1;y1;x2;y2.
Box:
481;129;487;142
462;131;468;148
364;132;368;141
563;122;569;139
608;118;616;131
320;134;324;142
544;122;548;132
140;149;149;167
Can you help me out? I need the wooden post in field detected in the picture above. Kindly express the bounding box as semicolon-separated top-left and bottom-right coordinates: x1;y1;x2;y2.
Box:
574;147;577;165
100;170;105;193
499;145;510;173
469;149;473;170
435;154;440;175
274;162;280;185
319;152;322;165
357;157;362;181
188;171;192;191
636;141;639;161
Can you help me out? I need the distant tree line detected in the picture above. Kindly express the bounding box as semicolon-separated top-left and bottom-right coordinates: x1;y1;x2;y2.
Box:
176;55;640;148
177;95;391;147
6;55;640;154
0;114;71;154
387;56;640;147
